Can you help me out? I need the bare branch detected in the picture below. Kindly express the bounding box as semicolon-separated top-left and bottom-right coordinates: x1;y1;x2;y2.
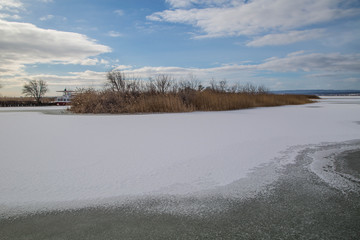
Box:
106;70;126;92
22;80;48;104
154;74;172;94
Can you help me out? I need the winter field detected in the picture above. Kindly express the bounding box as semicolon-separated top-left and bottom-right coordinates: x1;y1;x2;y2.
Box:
0;96;359;239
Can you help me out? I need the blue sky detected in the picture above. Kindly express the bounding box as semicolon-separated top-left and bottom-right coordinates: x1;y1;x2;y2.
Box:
0;0;360;96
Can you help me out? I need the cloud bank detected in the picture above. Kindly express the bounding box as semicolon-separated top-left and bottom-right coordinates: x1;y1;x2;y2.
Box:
3;51;359;95
149;0;359;41
118;52;360;77
247;29;326;47
0;20;111;76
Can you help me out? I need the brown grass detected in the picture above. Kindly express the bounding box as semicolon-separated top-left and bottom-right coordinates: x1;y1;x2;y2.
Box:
71;89;316;114
70;70;317;114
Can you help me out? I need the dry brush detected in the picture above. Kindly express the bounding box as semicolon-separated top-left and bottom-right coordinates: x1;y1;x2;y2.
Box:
71;70;317;114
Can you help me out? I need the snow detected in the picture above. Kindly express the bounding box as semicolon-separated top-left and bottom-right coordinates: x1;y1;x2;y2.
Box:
0;106;68;112
0;97;359;216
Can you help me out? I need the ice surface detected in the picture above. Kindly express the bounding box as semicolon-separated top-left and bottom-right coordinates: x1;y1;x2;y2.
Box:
308;143;360;193
0;106;68;112
0;97;359;216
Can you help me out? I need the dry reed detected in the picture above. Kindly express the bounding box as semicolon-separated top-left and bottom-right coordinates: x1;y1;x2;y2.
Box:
71;89;316;114
70;70;317;114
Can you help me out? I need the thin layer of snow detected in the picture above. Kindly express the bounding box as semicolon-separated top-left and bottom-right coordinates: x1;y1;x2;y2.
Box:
0;97;359;215
0;106;68;112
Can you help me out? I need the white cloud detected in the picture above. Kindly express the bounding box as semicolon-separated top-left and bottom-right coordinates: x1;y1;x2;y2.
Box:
119;52;360;78
100;59;109;65
0;0;53;20
166;0;192;8
108;30;123;37
0;0;23;19
0;0;23;10
258;52;360;73
0;19;111;76
286;51;307;57
115;65;133;70
3;51;359;96
114;9;124;16
165;0;234;8
39;14;54;21
0;13;20;19
149;0;360;39
122;66;206;78
247;29;325;47
72;58;100;66
1;70;107;91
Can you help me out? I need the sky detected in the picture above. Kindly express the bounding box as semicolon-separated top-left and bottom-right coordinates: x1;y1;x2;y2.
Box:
0;0;360;96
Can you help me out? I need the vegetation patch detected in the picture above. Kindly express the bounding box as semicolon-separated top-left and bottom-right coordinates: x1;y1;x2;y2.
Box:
0;97;55;107
71;70;318;114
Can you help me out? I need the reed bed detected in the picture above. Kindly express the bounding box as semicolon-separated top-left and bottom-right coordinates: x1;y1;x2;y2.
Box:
71;72;316;114
71;91;315;114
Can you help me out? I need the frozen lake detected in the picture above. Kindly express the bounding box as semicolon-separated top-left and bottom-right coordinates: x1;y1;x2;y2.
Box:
0;97;359;239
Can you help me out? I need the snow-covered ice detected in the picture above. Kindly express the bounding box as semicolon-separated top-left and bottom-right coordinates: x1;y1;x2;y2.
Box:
308;143;360;193
0;106;68;112
0;97;359;216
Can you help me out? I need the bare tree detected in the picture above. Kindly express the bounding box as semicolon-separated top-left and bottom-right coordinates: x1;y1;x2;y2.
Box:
106;70;142;96
154;74;172;94
229;82;241;93
179;74;202;92
106;70;126;93
257;85;269;94
22;79;48;104
218;79;228;92
170;80;180;94
209;78;218;92
241;83;257;94
209;78;227;92
147;77;157;94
